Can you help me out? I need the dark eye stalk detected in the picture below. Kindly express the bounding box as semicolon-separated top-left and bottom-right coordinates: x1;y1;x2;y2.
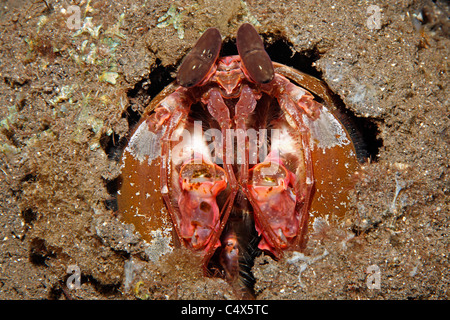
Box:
236;23;274;84
177;28;222;88
177;24;274;87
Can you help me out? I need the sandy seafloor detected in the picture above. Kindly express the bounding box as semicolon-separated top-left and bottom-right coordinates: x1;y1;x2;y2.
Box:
0;0;448;300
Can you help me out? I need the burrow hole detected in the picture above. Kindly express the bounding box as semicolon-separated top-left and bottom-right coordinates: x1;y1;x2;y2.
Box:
100;34;382;278
98;33;383;296
100;33;383;219
103;36;382;168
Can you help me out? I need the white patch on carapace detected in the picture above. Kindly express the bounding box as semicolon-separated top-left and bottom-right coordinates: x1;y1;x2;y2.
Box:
126;121;163;164
303;109;350;150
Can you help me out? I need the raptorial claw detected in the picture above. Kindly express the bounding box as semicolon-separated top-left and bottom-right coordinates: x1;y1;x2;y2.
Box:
178;158;227;251
248;153;299;255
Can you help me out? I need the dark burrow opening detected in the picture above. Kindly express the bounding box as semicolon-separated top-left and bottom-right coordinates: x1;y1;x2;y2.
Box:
103;37;382;163
261;38;383;163
101;33;383;297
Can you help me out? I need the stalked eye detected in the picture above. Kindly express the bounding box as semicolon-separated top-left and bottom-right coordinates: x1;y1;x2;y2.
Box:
177;28;222;88
236;23;274;84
